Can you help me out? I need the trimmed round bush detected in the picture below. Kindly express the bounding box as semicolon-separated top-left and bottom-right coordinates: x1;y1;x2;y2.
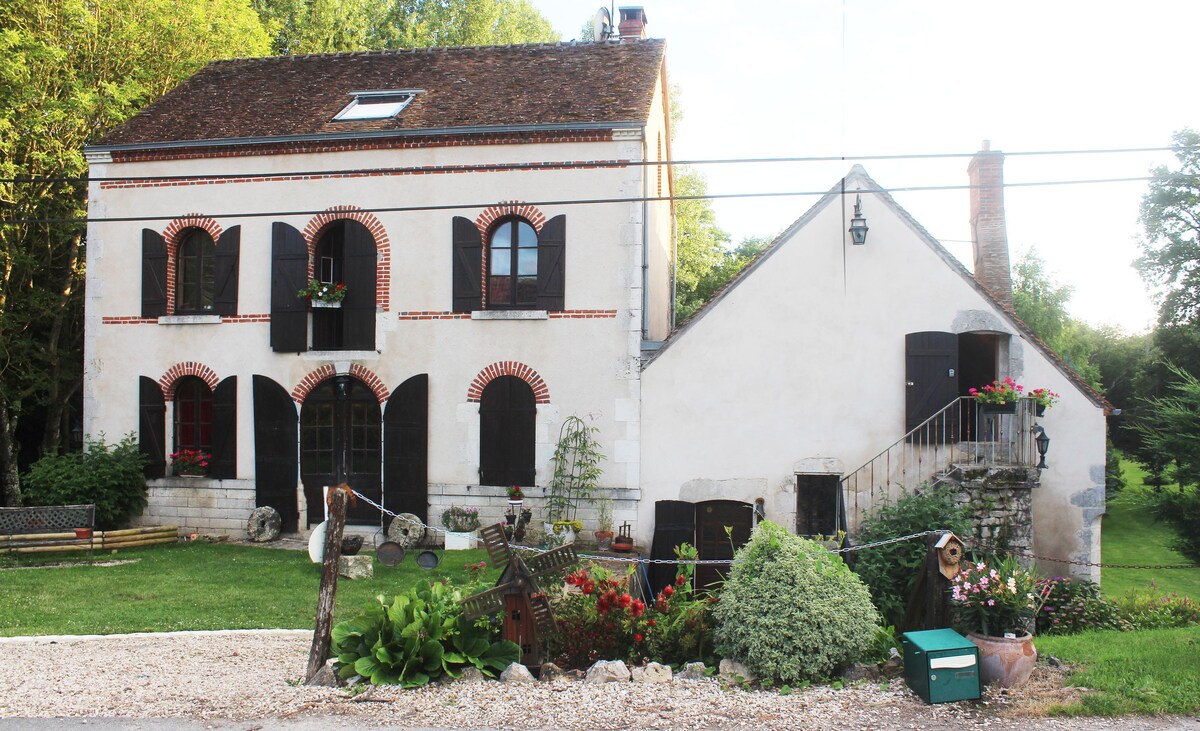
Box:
712;521;880;684
22;434;148;530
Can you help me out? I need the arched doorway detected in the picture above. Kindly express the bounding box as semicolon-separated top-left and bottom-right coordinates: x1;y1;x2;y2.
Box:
300;376;381;526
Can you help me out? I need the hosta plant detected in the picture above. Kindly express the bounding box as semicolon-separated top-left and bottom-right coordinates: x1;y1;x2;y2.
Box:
331;581;519;687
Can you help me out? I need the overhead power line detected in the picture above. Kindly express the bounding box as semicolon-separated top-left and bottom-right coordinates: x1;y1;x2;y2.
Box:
2;175;1161;226
0;144;1191;186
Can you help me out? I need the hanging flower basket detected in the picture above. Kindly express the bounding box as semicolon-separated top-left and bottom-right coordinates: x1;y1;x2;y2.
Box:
298;279;347;307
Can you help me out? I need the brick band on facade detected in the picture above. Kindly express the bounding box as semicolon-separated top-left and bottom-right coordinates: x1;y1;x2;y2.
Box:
466;361;550;404
161;215;224;315
290;364;389;404
159;361;220;401
303;206;392;313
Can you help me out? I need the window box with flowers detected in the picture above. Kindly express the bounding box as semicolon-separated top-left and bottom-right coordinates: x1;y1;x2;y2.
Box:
969;377;1024;414
298;279;348;308
170;449;211;477
441;505;481;550
950;555;1045;688
1028;388;1059;416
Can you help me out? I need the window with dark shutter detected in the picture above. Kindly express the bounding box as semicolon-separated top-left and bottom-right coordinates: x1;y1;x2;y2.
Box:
138;376;166;478
174;376;213;454
536;215;566;311
795;474;841;537
176;229;217;314
253;375;299;532
212;227;240;316
311;220;377;351
486;217;538;309
270;222;309;352
209;377;237;479
478;376;535;486
452;217;483;312
142;230;167;318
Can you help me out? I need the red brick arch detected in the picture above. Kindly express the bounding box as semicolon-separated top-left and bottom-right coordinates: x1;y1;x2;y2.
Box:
302;206;391;312
159;361;220;401
290;364;389;404
161;215;224;315
467;361;550;404
474;201;548;235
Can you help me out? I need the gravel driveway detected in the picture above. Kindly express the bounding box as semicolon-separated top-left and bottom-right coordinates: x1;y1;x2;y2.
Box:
1;630;1196;730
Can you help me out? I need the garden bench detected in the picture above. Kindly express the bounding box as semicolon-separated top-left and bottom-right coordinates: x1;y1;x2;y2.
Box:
0;504;95;557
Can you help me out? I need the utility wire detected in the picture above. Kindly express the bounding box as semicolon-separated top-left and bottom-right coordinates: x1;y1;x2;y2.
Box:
0;145;1191;185
0;175;1162;226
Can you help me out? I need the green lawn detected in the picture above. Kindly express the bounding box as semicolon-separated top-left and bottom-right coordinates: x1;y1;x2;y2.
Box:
1102;460;1200;600
0;542;499;636
1037;626;1200;716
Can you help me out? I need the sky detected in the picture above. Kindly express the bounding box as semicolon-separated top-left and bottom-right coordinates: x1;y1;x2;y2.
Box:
531;0;1200;333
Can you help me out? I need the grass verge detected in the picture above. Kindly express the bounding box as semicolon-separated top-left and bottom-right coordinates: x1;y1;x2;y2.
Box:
1036;626;1200;716
0;542;499;636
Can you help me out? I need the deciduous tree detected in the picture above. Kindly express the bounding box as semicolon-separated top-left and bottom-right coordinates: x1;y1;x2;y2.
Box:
1138;129;1200;329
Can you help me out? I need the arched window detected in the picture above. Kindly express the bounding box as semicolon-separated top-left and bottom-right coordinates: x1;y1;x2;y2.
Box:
309;220;377;351
174;376;213;453
479;375;535;486
487;217;538;309
176;229;216;313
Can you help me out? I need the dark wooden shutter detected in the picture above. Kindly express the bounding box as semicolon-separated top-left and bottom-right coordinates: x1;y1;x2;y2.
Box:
452;216;483;312
384;374;429;523
209;376;237;479
479;376;535;486
648;500;696;597
270;222;309;352
139;376;166;478
536;215;566;311
342;220;377;350
212;226;240;316
253;375;299;532
905;331;959;433
695;500;753;594
141;230;167;318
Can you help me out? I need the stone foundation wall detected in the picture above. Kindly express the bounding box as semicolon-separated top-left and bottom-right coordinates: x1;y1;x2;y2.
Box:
134;477;256;535
948;465;1039;556
427;484;641;546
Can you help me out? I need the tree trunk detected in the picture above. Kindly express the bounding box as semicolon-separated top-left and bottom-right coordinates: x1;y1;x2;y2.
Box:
307;487;348;682
0;399;22;507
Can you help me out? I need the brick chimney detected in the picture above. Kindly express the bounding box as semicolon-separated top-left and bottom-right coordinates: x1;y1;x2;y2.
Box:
967;141;1013;307
618;7;648;39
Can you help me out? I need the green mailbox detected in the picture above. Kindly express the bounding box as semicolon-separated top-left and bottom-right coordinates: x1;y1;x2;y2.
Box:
901;628;981;704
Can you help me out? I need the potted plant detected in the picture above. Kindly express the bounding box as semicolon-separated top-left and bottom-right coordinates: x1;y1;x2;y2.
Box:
441;505;481;550
594;496;614;551
507;485;524;507
1028;388;1059;416
170;449;211;477
950;555;1044;688
298;279;348;308
969;377;1024;414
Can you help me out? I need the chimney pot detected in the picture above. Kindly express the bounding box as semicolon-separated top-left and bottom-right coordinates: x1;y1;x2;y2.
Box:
618;7;648;39
967;144;1013;307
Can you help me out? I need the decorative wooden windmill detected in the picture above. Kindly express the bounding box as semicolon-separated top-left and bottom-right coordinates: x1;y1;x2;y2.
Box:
462;523;579;669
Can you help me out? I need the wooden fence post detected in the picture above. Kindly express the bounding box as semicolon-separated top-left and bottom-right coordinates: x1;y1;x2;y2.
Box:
306;486;348;682
901;532;953;632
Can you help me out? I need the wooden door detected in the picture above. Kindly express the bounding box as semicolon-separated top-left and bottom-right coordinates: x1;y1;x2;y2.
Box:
253;375;299;532
905;332;959;437
648;500;696;597
300;378;381;526
479;376;535;487
694;500;753;594
384;374;429;524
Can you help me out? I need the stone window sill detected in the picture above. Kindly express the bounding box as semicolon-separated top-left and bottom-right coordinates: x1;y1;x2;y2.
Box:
471;310;548;321
158;315;222;325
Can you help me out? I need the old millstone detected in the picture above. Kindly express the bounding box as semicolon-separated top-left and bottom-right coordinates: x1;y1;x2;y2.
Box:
585;660;631;684
500;663;536;684
246;507;281;542
719;659;756;684
386;513;427;547
631;662;672;683
338;554;373;580
678;662;707;680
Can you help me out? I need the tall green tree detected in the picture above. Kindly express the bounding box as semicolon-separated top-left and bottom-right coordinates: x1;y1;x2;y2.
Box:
0;0;269;505
1011;248;1101;388
251;0;558;54
1138;128;1200;329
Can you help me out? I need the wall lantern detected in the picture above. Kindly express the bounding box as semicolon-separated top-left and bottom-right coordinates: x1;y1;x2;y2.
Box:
333;374;353;401
1033;425;1050;470
848;193;869;245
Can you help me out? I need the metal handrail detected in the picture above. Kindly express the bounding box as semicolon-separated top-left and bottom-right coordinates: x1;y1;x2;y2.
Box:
838;396;1040;534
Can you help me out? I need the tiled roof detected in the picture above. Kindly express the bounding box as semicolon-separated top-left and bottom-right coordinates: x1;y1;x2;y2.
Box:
96;40;666;147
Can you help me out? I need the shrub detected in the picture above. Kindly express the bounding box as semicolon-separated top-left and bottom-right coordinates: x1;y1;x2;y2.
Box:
22;434;148;530
1114;586;1200;630
549;564;647;668
1035;577;1128;635
712;522;880;684
645;543;714;665
1147;486;1200;563
851;486;974;628
331;581;520;687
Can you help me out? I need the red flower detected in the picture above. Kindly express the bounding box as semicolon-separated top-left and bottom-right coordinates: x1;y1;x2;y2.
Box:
634;633;643;643
663;585;674;597
647;619;656;627
676;574;687;586
620;593;632;607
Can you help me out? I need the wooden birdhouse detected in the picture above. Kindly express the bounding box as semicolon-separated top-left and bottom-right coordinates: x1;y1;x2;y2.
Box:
934;532;966;580
462;524;578;670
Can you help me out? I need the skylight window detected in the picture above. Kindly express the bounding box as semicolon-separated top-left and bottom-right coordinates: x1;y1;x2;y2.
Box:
333;91;419;121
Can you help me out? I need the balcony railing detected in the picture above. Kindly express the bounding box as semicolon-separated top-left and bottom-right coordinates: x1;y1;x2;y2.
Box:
838;396;1041;535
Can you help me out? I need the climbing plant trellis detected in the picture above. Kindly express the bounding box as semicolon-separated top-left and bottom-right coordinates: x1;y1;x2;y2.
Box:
544;415;605;524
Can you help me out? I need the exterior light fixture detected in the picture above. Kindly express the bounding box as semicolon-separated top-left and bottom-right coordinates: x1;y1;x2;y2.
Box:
849;194;869;245
1033;425;1050;470
333;374;353;401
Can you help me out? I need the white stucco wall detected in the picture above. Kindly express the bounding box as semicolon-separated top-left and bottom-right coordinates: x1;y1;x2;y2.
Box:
85;122;672;537
640;178;1107;580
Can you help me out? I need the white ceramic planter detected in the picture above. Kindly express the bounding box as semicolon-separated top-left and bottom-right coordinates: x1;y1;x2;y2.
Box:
444;531;474;550
310;300;343;309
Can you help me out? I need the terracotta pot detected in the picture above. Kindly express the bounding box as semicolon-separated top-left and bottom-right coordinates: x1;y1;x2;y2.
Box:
594;530;613;551
612;537;633;553
967;631;1037;688
74;528;93;540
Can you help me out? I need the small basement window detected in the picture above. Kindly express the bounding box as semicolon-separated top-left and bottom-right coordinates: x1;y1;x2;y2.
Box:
333;91;419;121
